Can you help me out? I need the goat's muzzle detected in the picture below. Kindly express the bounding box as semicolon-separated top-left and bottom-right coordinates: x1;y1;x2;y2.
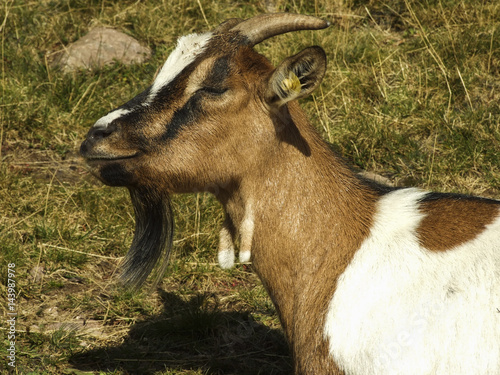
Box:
80;124;140;187
80;122;117;157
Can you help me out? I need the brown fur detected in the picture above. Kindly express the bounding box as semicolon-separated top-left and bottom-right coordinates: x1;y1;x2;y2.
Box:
217;102;379;374
418;195;500;251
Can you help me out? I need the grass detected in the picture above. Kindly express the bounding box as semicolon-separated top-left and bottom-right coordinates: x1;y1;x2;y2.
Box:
1;0;499;373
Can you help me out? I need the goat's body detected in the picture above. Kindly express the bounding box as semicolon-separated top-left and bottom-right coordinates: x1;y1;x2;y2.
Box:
327;188;500;374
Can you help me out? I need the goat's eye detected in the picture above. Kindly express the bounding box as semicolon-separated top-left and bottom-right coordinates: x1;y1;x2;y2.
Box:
198;87;228;95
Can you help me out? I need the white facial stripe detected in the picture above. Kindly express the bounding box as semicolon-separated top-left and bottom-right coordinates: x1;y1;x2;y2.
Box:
148;32;213;101
93;108;131;129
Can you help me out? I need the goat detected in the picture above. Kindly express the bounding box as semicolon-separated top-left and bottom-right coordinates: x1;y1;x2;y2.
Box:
80;13;500;375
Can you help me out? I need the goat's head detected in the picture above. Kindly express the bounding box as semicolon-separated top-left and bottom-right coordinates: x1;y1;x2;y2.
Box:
80;13;329;288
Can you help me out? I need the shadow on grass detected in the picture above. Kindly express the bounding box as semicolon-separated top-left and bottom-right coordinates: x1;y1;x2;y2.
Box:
69;290;292;375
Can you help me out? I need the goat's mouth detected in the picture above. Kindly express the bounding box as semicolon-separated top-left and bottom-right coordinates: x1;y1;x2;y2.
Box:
79;138;140;163
83;153;139;162
81;151;142;187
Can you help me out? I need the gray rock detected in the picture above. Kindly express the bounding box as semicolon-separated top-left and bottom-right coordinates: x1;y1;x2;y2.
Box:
52;27;151;72
30;265;44;283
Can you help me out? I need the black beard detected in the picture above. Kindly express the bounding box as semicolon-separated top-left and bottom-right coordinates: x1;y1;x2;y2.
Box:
118;186;174;289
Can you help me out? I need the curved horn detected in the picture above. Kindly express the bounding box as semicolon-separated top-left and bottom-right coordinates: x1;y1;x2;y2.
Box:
231;13;330;46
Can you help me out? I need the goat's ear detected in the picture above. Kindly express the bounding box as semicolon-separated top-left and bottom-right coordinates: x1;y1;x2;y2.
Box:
266;46;326;107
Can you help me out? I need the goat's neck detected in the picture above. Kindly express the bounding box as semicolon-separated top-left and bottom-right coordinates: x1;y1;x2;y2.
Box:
221;102;377;270
218;102;378;356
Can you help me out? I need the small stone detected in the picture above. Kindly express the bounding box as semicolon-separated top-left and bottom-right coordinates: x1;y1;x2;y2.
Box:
30;265;44;283
51;27;151;72
264;0;278;12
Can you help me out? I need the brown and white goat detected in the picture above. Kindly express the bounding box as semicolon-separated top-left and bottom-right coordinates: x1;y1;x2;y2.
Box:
80;13;500;375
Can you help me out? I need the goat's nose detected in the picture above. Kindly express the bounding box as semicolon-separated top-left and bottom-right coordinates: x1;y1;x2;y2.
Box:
87;122;117;141
80;122;118;157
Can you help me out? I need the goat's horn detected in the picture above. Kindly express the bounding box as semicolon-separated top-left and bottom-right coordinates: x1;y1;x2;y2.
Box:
231;13;330;46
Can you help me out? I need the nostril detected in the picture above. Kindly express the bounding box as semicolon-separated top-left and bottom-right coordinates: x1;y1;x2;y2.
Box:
93;128;113;139
89;122;117;140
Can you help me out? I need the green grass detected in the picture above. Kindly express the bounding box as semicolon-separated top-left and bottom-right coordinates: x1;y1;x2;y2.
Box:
1;0;499;373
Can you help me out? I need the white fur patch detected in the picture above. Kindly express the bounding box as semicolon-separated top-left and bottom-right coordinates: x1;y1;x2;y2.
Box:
239;250;251;263
148;32;212;101
93;108;131;129
239;202;254;263
218;225;235;269
217;201;254;269
324;188;500;374
218;248;235;269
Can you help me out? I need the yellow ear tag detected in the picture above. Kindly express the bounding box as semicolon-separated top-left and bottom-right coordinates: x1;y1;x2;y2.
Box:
281;71;301;94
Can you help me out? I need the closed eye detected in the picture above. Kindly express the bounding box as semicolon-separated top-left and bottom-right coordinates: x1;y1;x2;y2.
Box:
198;86;228;95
